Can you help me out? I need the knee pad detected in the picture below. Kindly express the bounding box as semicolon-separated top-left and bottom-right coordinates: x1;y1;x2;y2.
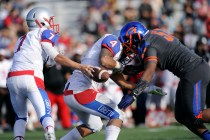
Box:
84;121;103;132
15;115;27;122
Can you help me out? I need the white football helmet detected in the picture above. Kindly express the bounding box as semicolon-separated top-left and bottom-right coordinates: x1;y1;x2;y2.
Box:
26;7;59;33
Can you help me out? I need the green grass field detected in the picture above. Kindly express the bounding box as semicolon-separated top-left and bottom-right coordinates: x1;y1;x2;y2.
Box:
0;124;205;140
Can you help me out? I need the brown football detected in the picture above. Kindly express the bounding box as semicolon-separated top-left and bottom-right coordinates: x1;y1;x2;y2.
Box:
91;67;110;83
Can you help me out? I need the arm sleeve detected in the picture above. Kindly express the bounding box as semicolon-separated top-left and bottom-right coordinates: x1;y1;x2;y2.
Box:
41;42;59;59
41;29;59;46
143;47;158;67
101;35;121;56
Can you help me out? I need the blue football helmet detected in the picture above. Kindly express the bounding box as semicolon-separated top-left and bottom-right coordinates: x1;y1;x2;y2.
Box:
119;21;148;64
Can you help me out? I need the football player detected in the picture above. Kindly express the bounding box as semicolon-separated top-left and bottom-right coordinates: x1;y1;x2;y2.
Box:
61;33;165;140
118;21;210;139
6;7;93;140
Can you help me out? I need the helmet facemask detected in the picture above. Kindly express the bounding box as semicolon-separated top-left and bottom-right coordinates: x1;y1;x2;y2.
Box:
120;32;141;65
48;16;59;34
35;16;59;34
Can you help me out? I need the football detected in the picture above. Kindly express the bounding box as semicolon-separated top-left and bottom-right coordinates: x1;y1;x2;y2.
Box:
91;67;110;83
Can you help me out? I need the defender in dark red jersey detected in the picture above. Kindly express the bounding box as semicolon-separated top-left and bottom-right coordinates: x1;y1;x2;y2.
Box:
118;21;210;139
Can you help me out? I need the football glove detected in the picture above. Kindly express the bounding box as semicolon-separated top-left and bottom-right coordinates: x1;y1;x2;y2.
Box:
145;85;167;96
118;92;137;109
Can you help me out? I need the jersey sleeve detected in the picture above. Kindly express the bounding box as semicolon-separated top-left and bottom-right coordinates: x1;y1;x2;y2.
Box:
143;47;158;65
101;35;121;56
41;29;59;46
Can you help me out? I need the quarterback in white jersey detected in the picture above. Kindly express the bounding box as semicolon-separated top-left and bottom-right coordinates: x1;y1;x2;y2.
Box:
61;34;136;140
6;7;93;140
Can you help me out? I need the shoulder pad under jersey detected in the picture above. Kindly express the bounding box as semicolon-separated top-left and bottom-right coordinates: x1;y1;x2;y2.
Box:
41;29;59;46
101;35;121;56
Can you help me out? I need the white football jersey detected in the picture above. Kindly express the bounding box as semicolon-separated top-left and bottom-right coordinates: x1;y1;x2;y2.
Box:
10;28;59;80
67;34;123;91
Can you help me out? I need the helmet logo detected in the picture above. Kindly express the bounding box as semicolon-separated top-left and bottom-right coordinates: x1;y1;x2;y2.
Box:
126;26;137;37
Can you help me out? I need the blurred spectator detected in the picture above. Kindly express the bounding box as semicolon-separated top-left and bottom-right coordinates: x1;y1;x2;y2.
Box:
123;6;138;23
58;31;72;48
80;5;102;36
84;33;96;48
3;8;24;35
90;0;107;9
0;28;17;54
194;35;210;64
138;0;153;27
0;49;15;131
57;30;72;56
206;15;210;38
21;2;36;20
182;16;197;46
0;1;12;29
150;0;163;17
72;41;88;56
109;10;124;31
173;24;184;44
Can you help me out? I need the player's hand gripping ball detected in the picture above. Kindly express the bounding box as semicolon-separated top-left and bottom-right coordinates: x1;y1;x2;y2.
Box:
91;67;110;83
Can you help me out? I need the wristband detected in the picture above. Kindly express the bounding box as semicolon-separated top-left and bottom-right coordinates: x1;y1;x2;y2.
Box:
114;61;121;69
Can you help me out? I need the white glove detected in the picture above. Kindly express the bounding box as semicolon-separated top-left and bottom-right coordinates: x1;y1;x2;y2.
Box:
113;61;124;73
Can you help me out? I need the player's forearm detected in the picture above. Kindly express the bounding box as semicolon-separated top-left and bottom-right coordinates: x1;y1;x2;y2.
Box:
142;62;157;82
111;73;136;90
141;70;153;83
132;63;156;96
54;54;82;70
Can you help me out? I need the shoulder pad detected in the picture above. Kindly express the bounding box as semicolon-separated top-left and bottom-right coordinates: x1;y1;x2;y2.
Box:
41;29;59;46
102;35;121;56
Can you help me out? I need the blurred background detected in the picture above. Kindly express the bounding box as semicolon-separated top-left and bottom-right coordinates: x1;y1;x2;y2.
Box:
0;0;210;134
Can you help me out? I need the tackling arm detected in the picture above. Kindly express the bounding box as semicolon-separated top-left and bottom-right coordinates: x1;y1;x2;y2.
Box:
134;47;158;96
118;47;158;109
110;72;136;90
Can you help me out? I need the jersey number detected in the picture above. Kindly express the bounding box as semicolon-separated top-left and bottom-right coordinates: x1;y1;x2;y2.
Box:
15;34;27;53
151;30;174;42
49;32;55;40
110;41;117;47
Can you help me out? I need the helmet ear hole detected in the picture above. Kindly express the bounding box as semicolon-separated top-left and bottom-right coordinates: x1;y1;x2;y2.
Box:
41;22;45;26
